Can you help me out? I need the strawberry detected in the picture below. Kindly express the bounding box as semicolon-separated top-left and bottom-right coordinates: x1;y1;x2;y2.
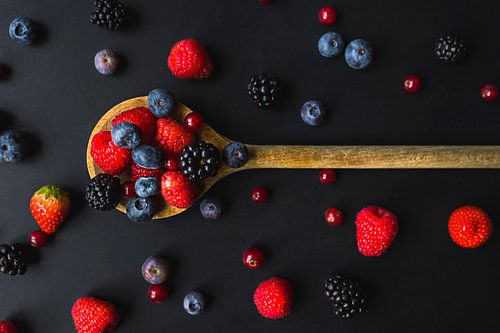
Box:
30;185;71;234
0;321;16;333
448;206;493;249
355;206;398;256
111;107;157;144
130;162;164;183
253;277;292;319
160;171;196;208
90;131;131;175
167;39;213;79
154;118;195;155
71;297;119;333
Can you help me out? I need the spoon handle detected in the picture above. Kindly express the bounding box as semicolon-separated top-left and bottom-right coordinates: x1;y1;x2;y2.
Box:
243;145;500;169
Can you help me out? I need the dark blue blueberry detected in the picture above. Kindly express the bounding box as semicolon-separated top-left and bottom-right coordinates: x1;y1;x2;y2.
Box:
318;32;344;58
183;291;206;315
345;39;373;70
135;177;160;198
126;197;156;223
200;197;222;219
9;17;36;45
223;142;248;168
301;100;325;126
111;122;141;149
148;88;176;118
132;144;163;169
0;130;23;163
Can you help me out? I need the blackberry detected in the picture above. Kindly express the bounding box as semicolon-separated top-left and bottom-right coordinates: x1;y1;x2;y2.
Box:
0;243;27;276
85;173;122;211
90;0;127;30
434;34;467;63
247;73;281;108
180;141;221;182
324;274;367;318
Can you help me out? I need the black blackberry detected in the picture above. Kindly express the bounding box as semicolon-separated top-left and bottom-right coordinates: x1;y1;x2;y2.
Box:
247;73;281;108
180;141;221;182
434;34;467;63
324;274;367;318
85;173;122;211
90;0;127;30
0;243;27;276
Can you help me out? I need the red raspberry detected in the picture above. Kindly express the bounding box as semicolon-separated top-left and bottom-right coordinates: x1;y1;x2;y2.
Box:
71;297;119;333
160;171;197;208
111;107;157;144
130;163;163;183
448;206;492;248
167;39;213;79
90;131;131;175
155;118;195;155
355;206;399;256
254;277;292;319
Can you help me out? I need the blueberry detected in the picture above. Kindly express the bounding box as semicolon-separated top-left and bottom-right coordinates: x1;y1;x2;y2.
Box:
9;17;36;45
148;88;176;118
183;291;206;315
132;144;163;169
141;256;170;284
318;32;344;58
94;49;119;75
0;130;24;163
111;122;141;149
200;197;222;219
345;39;373;70
301;100;325;126
126;197;156;223
223;142;248;168
135;177;160;198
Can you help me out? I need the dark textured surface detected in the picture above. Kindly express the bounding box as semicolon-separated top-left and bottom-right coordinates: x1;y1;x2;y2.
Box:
0;0;499;332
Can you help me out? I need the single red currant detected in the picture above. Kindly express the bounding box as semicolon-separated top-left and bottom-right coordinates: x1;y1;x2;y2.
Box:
480;83;498;102
184;112;204;131
318;6;337;25
251;187;268;203
29;230;48;248
403;75;422;93
242;247;265;269
122;181;136;198
319;169;336;185
259;0;272;4
148;284;169;303
324;208;343;227
164;155;180;171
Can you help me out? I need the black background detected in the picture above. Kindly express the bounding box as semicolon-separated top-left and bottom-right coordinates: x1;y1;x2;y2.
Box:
0;0;499;332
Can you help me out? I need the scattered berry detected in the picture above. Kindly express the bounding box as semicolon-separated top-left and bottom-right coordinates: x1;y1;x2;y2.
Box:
111;122;141;148
155;118;195;155
318;32;344;58
480;83;498;102
0;243;27;276
434;34;467;64
301;100;326;126
112;107;157;144
168;39;213;79
183;291;206;315
135;177;160;198
251;187;268;203
0;321;16;333
90;131;131;175
254;277;292;319
247;73;282;108
142;256;170;285
0;130;24;163
122;181;136;198
448;206;493;249
90;0;127;30
319;169;336;184
94;49;119;75
126;197;156;223
223;142;249;168
345;39;373;70
29;230;48;248
324;274;367;318
148;88;176;118
318;6;337;25
160;171;197;208
355;206;399;256
148;284;169;303
242;247;264;269
180;141;221;181
164;155;180;171
0;64;4;80
132;144;164;170
30;185;71;234
184;112;204;131
199;197;222;219
130;162;163;183
325;208;343;227
85;173;122;211
403;75;422;93
71;297;119;333
260;0;272;4
9;17;36;45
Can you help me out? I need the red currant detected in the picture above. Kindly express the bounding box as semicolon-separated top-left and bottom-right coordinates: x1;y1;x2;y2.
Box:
319;6;337;25
122;181;136;198
251;187;268;203
480;83;498;102
0;65;3;79
260;0;272;3
29;230;48;248
148;284;169;303
324;208;343;227
403;75;422;93
319;169;336;185
242;247;265;269
164;155;180;171
184;112;204;131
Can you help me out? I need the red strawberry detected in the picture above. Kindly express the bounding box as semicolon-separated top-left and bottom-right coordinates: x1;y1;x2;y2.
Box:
0;321;16;333
167;39;213;79
90;131;131;175
355;206;398;256
448;206;493;249
160;171;196;208
111;107;157;144
71;297;119;333
130;162;164;183
154;118;195;155
253;277;292;319
30;185;71;234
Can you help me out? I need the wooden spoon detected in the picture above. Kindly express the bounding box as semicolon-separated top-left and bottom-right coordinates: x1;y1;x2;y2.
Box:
86;96;500;219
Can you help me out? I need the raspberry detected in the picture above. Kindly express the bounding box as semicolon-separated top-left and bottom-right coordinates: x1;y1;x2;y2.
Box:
154;118;195;155
167;39;213;79
111;107;157;144
160;171;197;208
